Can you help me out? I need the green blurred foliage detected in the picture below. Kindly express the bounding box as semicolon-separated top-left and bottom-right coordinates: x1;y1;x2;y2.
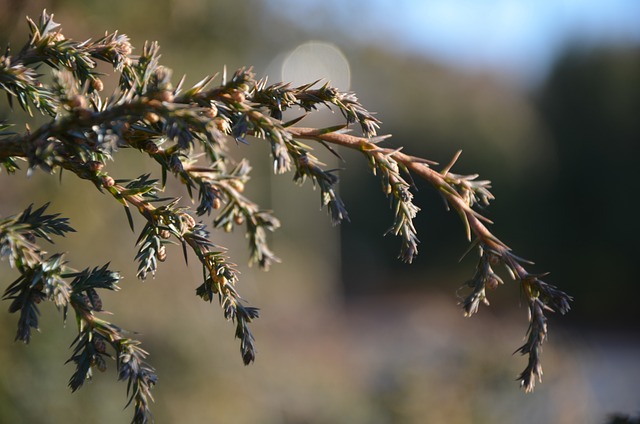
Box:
534;46;640;326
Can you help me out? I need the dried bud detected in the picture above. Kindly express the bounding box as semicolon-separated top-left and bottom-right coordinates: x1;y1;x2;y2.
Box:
486;276;499;290
158;90;174;103
157;90;174;103
214;117;231;134
229;179;245;193
203;106;218;119
67;94;87;109
157;245;167;262
118;41;133;57
145;112;160;124
102;176;115;187
231;90;246;103
180;213;196;230
91;78;104;92
50;32;65;44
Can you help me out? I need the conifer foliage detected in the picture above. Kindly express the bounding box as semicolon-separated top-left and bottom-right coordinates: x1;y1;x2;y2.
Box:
0;11;571;423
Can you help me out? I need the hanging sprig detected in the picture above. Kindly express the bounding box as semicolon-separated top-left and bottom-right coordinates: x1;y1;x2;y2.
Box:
287;127;572;391
1;205;156;423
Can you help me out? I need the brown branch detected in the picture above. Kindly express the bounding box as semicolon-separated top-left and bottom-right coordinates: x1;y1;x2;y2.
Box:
288;127;513;263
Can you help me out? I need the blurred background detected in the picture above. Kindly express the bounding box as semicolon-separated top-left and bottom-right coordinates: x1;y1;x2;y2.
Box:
1;0;639;422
